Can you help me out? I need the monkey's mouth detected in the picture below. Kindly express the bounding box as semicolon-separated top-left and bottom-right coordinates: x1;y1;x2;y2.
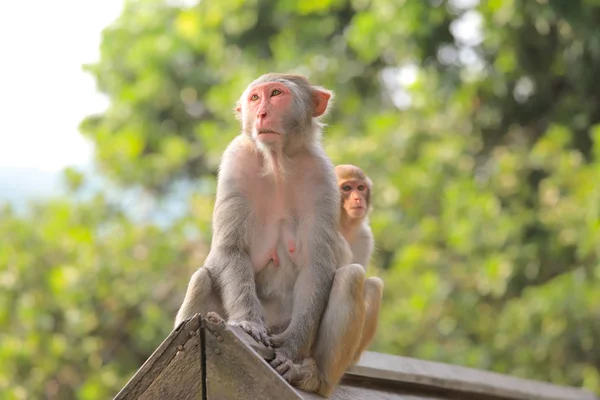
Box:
256;130;281;143
257;129;280;136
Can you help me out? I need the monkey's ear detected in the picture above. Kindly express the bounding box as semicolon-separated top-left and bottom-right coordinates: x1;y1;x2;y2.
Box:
366;176;373;206
312;87;333;117
234;102;242;120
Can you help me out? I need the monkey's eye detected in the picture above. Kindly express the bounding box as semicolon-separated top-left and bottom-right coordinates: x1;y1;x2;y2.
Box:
271;89;282;96
342;185;351;191
358;185;365;191
250;94;259;101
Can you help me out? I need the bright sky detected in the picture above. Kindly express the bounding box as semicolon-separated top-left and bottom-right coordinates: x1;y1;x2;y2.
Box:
0;0;124;172
0;0;480;174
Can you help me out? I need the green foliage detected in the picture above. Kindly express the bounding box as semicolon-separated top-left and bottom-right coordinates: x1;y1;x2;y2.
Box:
3;0;600;398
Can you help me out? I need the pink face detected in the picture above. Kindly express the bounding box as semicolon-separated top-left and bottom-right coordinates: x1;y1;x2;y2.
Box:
340;179;369;219
245;82;293;145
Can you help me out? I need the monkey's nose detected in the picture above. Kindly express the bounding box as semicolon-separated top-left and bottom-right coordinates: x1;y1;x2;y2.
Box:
257;111;267;119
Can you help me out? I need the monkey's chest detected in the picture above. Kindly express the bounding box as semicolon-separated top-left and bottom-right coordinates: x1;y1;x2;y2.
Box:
249;216;301;274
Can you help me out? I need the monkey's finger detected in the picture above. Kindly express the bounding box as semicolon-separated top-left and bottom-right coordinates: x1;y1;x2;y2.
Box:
259;332;272;347
246;328;266;345
258;331;272;347
250;331;263;343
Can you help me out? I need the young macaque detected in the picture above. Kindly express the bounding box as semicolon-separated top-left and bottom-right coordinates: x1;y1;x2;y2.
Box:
335;164;383;363
175;73;371;397
335;164;374;267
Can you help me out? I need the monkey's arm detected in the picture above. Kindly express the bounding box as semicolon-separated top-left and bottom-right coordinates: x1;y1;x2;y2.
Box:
208;155;270;343
208;203;270;343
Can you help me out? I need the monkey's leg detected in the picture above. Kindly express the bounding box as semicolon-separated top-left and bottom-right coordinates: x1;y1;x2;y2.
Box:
278;264;366;397
313;264;366;397
174;268;225;328
351;276;383;364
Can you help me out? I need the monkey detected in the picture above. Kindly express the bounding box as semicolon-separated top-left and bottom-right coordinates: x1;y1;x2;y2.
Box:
335;164;384;364
335;164;374;268
175;73;370;397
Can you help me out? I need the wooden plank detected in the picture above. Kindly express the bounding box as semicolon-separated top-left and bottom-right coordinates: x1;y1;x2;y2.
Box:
204;312;302;400
139;325;203;400
345;351;598;400
113;313;598;400
113;315;202;400
301;382;450;400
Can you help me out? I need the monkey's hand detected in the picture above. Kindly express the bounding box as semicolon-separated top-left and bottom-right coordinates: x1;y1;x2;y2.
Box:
230;319;271;347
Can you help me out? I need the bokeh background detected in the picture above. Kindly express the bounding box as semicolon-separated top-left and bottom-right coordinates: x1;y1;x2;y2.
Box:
2;0;600;398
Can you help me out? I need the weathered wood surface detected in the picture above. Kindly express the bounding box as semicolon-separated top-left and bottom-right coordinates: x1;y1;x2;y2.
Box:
344;351;598;400
301;382;450;400
114;315;202;400
114;313;599;400
223;323;598;400
204;312;302;400
139;325;203;400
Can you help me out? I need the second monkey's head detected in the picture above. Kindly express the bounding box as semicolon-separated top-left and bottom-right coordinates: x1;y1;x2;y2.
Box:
335;164;372;221
235;73;333;152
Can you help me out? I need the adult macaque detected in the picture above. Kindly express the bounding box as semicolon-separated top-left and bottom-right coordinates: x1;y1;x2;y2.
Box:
335;164;383;363
175;73;369;397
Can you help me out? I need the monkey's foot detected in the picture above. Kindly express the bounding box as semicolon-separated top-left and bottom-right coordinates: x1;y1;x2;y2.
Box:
273;357;322;393
229;319;271;347
270;349;292;372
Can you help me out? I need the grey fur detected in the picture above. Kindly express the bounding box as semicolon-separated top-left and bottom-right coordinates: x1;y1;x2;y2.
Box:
176;72;342;360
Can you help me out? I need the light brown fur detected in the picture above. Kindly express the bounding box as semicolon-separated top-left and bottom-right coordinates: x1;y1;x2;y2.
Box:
335;164;384;365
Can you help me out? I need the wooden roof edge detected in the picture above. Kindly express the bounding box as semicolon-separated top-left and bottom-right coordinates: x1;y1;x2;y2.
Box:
114;314;203;400
345;350;599;400
112;314;599;400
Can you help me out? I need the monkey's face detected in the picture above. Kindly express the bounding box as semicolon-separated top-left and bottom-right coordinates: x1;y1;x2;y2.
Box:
340;180;369;220
241;82;297;148
237;75;332;154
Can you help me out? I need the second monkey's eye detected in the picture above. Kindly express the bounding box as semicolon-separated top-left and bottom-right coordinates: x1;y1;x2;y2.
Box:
271;89;282;96
342;185;351;191
250;94;259;101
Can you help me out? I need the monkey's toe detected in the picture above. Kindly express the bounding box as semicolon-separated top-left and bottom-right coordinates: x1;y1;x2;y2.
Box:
276;359;293;377
270;357;283;368
260;332;272;347
270;352;290;369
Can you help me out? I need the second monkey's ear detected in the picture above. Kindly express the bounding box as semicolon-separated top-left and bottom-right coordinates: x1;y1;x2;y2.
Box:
311;87;333;117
